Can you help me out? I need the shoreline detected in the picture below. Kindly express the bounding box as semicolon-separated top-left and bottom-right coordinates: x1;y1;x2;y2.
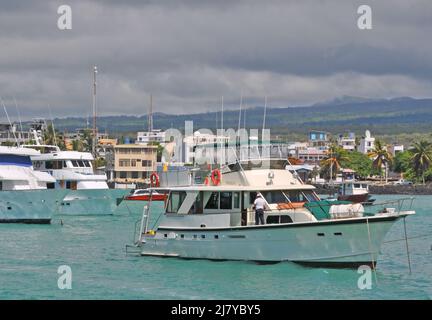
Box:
313;184;432;195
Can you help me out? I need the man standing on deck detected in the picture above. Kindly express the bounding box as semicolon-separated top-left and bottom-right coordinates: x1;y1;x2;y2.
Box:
253;193;267;225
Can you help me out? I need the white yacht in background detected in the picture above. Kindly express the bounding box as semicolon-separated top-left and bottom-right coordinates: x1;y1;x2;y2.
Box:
0;146;66;223
135;159;414;268
28;144;129;215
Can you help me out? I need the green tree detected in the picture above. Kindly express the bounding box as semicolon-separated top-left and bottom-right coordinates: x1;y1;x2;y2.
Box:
320;145;349;181
368;140;393;183
340;151;375;179
410;140;432;184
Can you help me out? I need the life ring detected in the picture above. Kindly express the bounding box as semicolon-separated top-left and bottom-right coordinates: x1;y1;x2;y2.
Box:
204;177;210;185
211;169;221;186
150;172;160;187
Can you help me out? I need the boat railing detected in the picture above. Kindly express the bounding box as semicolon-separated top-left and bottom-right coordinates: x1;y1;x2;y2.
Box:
265;197;415;217
361;197;415;214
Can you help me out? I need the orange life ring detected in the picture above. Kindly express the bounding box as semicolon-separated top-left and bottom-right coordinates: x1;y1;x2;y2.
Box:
211;169;221;186
204;177;210;185
150;172;160;187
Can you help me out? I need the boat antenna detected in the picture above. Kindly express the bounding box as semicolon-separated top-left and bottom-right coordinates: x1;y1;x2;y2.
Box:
148;94;153;132
243;104;247;129
48;104;58;147
1;96;19;146
237;94;242;133
92;65;98;156
262;96;267;132
13;96;24;137
221;96;224;132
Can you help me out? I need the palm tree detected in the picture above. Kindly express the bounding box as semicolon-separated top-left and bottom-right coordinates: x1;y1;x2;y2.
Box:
320;145;348;182
368;140;393;183
410;140;432;184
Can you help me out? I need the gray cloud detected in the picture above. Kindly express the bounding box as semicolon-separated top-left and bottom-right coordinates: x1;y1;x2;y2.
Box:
0;0;431;121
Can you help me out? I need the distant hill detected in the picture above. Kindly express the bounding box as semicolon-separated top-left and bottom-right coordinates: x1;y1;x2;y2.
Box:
30;96;432;137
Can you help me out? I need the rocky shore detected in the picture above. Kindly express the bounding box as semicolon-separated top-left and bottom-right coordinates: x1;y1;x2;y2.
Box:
313;183;432;195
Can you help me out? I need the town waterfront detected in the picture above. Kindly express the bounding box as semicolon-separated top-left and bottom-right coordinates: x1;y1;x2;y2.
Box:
0;195;430;300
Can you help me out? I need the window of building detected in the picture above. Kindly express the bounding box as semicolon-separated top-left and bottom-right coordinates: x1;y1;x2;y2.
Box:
142;171;148;179
131;160;137;167
131;171;139;179
119;159;130;167
142;160;152;167
119;171;127;179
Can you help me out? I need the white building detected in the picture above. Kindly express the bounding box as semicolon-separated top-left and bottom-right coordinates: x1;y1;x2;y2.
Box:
359;130;375;154
183;131;230;164
337;132;356;152
136;129;166;145
388;144;404;156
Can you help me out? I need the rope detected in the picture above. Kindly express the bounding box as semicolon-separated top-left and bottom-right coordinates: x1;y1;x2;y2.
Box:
366;218;379;285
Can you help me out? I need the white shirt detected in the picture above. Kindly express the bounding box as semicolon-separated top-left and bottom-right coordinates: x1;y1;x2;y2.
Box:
254;197;266;210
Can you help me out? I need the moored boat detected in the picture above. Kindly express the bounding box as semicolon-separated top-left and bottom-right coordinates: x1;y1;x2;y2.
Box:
125;189;168;201
134;159;414;268
0;146;67;223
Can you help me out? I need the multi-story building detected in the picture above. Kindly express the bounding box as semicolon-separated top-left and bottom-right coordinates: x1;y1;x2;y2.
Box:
308;130;329;149
296;147;327;165
337;132;356;152
136;129;166;145
105;144;157;186
0;123;31;144
358;130;375;154
183;131;230;164
388;144;404;157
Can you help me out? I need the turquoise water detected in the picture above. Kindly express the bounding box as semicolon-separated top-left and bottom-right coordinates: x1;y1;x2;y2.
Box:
0;195;431;299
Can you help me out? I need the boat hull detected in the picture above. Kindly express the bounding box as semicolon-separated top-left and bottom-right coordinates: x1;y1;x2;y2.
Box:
125;194;167;201
0;189;66;224
337;193;370;203
57;189;131;215
140;214;406;268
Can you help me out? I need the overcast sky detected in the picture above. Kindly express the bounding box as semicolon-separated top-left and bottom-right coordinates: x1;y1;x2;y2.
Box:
0;0;431;120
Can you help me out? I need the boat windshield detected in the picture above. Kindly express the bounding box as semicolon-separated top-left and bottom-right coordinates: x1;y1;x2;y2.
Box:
260;190;318;204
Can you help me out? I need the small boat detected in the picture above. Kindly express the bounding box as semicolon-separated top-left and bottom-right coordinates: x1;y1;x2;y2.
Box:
125;189;168;201
337;181;375;204
134;159;414;268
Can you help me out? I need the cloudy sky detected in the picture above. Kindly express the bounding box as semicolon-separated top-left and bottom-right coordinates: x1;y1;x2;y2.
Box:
0;0;431;120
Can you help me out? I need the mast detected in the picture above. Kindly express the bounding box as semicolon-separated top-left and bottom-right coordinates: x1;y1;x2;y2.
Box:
262;96;267;131
221;96;224;132
148;94;153;132
92;65;98;156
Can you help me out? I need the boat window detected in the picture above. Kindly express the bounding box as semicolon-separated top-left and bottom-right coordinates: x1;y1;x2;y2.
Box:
220;192;232;210
77;160;85;167
354;183;361;188
189;191;203;214
362;184;367;188
233;192;240;209
166;191;187;213
205;192;219;209
83;161;91;167
261;191;287;204
249;192;257;204
285;190;317;202
45;161;53;169
71;160;79;167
